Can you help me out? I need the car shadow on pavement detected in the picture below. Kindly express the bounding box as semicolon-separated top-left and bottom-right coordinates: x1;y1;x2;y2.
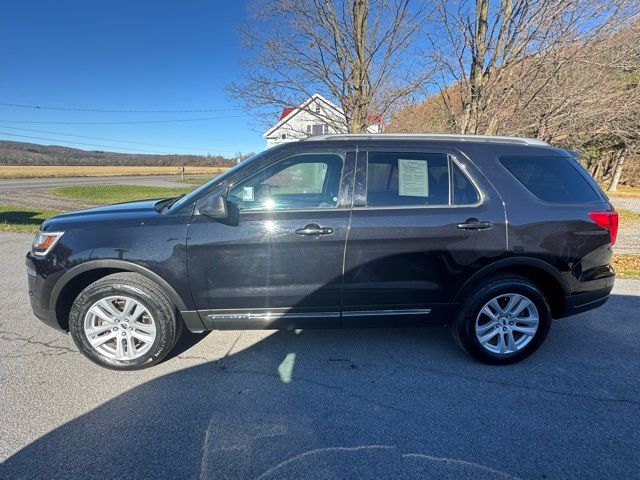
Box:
167;329;213;359
3;294;640;480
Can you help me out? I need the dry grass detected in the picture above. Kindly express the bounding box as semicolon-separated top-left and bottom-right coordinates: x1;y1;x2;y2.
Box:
612;254;640;279
0;165;228;179
618;209;640;225
607;186;640;198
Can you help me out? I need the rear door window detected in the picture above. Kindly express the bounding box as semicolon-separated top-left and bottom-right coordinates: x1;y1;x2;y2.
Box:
365;152;479;207
452;161;480;205
499;156;600;203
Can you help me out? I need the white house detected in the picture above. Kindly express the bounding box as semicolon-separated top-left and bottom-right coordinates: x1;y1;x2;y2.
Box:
263;93;382;147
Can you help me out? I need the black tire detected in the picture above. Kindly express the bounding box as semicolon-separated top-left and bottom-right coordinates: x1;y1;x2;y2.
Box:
69;272;182;370
450;275;551;364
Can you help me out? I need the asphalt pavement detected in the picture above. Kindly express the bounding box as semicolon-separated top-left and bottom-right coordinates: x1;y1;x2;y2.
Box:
1;232;639;479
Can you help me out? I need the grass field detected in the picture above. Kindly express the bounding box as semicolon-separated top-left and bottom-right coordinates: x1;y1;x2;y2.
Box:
50;185;195;204
0;165;228;179
0;204;61;233
608;186;640;198
619;208;640;225
182;177;212;186
612;254;640;278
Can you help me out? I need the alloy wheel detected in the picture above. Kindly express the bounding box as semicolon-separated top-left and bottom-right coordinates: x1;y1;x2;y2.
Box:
474;293;539;355
83;295;156;361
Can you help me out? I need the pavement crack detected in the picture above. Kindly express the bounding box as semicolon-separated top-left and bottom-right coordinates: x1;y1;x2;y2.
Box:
0;331;77;356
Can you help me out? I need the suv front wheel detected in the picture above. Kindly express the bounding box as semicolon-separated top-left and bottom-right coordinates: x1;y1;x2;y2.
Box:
450;276;552;364
68;272;182;370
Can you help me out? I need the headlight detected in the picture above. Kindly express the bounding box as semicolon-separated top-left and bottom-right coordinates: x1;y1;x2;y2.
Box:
31;231;64;257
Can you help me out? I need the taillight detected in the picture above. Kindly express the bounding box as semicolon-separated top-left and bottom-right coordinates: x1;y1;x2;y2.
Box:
589;211;619;245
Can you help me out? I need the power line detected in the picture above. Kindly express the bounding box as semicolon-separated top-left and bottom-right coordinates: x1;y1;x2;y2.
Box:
0;102;243;113
0;131;194;155
0;125;219;152
0;115;246;125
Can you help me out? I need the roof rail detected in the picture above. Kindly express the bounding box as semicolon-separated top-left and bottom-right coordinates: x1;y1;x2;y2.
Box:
303;133;549;146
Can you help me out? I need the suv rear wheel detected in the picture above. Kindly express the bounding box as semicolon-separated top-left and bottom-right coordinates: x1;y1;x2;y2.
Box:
68;272;182;370
450;276;552;364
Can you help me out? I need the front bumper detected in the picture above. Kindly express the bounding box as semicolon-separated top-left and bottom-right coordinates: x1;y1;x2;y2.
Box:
26;256;66;332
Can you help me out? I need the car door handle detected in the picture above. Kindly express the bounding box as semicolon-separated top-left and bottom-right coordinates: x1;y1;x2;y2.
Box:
295;223;334;236
457;219;494;230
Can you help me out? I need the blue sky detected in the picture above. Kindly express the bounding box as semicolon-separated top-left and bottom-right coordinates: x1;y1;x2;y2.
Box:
0;0;269;156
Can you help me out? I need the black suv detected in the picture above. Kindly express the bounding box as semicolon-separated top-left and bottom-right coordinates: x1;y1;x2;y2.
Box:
26;134;617;369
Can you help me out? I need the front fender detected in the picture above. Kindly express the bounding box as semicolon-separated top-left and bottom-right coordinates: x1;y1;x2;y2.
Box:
49;259;192;312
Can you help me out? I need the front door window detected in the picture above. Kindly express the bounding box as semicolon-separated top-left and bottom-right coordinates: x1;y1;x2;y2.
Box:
228;152;344;211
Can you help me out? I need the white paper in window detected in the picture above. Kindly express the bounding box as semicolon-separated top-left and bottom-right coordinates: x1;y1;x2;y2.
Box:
242;186;254;201
398;159;428;197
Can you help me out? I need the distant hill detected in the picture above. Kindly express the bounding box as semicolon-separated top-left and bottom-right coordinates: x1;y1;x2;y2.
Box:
0;140;235;167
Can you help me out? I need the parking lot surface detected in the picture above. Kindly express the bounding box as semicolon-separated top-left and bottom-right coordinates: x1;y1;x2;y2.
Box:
1;231;639;479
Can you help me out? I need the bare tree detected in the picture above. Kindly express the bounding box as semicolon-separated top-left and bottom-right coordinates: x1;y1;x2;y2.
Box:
425;0;633;135
228;0;428;133
389;2;639;187
560;20;640;191
608;150;628;191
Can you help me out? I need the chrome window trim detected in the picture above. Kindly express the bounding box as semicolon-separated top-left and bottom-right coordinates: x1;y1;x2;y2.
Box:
237;207;352;215
447;156;453;205
205;311;340;321
203;309;432;320
351;204;481;211
342;309;432;317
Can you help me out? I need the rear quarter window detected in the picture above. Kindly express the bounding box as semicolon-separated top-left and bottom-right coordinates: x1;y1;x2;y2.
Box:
499;156;600;203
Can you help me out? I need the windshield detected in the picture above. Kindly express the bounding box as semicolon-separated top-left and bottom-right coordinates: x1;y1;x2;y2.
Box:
168;149;272;211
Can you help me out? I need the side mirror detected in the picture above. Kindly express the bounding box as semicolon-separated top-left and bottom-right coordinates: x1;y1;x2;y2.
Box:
197;193;228;219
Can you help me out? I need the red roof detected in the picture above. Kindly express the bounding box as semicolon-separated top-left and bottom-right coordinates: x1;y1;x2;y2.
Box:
279;107;295;120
